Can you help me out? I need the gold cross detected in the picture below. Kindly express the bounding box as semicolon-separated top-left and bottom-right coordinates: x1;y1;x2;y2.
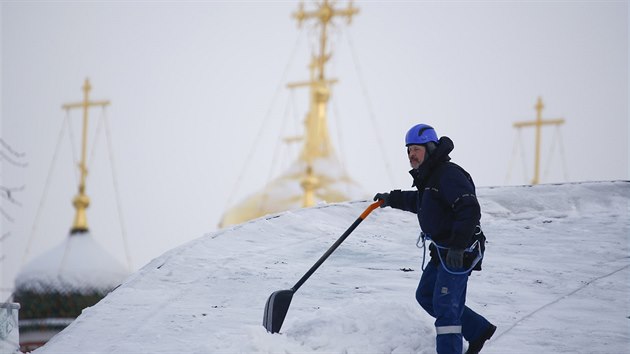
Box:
513;97;564;185
292;0;358;80
288;1;359;207
62;78;110;233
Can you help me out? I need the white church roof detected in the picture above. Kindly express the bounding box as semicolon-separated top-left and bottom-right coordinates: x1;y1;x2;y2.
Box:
15;233;128;294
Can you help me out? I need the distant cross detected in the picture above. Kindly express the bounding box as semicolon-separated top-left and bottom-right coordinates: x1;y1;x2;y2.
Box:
62;78;111;233
513;97;565;185
292;0;359;80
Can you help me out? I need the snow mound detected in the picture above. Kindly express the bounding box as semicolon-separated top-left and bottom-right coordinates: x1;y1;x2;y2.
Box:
35;181;630;354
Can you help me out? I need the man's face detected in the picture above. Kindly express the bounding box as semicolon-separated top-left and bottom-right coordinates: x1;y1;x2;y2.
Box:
407;144;426;169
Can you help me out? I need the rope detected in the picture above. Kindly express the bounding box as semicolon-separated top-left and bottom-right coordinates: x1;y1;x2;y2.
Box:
346;29;396;186
556;126;569;181
222;25;306;216
103;108;133;272
416;229;483;275
87;108;106;173
65;109;80;185
325;27;349;176
330;94;348;168
275;88;301;170
541;125;569;183
58;230;72;277
267;87;295;183
22;113;68;265
434;240;482;275
289;90;301;158
505;130;520;184
542;125;559;182
492;262;630;343
416;232;429;271
256;87;297;216
517;129;530;183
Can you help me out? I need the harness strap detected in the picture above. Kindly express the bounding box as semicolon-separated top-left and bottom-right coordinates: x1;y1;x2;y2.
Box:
416;227;484;275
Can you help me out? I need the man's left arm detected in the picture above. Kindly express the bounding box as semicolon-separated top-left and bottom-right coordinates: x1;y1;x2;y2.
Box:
440;168;481;249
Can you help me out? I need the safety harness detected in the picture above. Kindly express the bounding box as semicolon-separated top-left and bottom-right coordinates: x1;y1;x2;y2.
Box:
416;226;484;275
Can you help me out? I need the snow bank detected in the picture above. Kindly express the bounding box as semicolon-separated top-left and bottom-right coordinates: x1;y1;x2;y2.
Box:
35;181;630;354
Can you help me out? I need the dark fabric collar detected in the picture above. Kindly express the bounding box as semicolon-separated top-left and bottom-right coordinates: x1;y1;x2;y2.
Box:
409;136;454;188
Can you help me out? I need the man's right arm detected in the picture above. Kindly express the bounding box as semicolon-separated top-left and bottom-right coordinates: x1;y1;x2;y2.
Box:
374;190;419;214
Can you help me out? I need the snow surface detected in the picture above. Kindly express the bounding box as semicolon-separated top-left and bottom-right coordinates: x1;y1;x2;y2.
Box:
33;181;629;353
15;232;128;294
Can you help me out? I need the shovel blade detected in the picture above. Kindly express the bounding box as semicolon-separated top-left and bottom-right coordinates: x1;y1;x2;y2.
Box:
263;289;294;333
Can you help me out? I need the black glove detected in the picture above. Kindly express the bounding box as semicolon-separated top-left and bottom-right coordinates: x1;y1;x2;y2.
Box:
373;193;390;207
446;248;465;269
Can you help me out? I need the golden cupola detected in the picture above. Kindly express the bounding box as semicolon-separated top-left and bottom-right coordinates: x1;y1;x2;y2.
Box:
219;0;366;228
13;79;128;352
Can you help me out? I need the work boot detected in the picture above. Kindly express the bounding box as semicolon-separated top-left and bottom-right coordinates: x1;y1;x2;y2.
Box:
465;324;497;354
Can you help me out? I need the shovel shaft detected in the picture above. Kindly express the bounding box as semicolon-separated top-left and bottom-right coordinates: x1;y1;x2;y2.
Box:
291;200;383;292
264;200;383;333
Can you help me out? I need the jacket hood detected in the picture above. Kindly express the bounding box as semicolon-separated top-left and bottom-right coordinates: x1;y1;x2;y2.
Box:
431;136;454;162
410;136;454;187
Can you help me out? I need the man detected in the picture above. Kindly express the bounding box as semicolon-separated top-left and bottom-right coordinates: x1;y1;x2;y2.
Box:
374;124;496;354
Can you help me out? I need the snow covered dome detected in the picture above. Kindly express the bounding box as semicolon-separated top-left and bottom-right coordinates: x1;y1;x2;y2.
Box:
15;232;127;294
13;231;128;351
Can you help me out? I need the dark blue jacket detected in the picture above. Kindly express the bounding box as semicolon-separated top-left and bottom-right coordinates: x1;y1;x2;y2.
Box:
388;137;480;250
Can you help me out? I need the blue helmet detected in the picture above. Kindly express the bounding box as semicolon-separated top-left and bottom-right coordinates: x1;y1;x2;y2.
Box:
405;124;438;146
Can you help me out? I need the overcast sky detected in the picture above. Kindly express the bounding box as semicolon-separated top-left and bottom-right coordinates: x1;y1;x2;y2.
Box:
1;1;628;297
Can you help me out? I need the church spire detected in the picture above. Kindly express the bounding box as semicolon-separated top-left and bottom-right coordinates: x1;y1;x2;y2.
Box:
218;1;365;227
289;0;359;206
61;78;110;234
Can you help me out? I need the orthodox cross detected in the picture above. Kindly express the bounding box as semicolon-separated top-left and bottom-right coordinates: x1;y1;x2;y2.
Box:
290;0;358;207
513;97;565;185
62;78;110;234
293;0;358;80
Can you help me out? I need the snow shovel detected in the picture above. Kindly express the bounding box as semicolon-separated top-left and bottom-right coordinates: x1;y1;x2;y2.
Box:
263;200;383;333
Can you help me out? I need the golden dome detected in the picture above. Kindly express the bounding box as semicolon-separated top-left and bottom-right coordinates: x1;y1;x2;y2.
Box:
219;1;363;228
219;157;365;228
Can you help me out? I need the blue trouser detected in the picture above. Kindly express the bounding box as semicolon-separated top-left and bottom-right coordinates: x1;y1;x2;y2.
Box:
416;261;491;354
